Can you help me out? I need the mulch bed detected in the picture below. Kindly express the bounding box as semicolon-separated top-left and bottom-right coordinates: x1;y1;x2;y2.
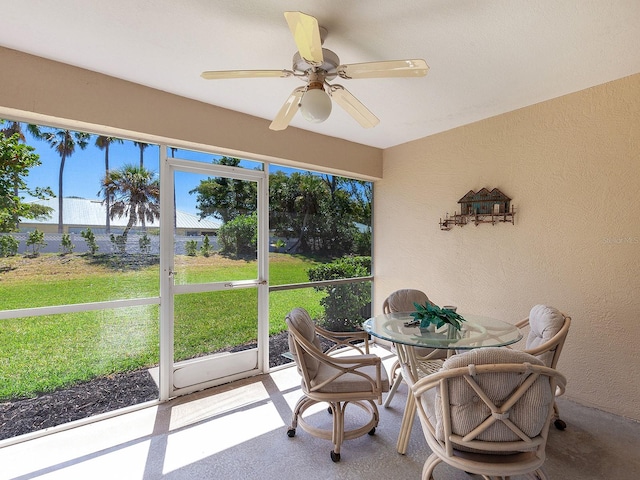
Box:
0;332;299;441
0;370;159;441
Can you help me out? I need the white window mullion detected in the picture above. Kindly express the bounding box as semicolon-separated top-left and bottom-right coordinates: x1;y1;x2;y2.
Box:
158;145;174;401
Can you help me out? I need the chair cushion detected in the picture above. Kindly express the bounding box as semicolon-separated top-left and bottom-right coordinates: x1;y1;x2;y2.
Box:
426;348;553;445
286;308;323;380
386;289;430;313
526;305;565;366
312;358;390;393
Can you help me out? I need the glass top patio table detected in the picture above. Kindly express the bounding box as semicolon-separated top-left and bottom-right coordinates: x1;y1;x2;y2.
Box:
363;311;523;351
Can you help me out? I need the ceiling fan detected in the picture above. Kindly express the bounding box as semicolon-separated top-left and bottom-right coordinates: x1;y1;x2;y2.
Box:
201;11;429;131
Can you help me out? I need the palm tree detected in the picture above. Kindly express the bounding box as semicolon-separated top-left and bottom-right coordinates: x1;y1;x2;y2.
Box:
100;164;160;241
133;141;149;168
1;120;42;143
0;120;26;141
31;127;90;233
95;135;124;233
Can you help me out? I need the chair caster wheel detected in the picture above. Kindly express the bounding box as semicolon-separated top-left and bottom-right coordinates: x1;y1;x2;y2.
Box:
287;428;296;437
330;450;341;462
554;419;567;430
368;427;376;435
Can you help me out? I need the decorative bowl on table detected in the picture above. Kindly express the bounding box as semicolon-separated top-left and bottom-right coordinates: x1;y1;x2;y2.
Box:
418;323;436;333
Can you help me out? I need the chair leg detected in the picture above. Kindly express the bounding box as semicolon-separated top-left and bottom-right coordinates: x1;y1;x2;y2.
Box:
289;396;379;462
422;453;441;480
532;468;549;480
552;402;566;430
384;369;404;408
329;402;344;461
289;395;309;429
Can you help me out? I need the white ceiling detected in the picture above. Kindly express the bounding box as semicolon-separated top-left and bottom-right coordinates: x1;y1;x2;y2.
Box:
2;1;640;149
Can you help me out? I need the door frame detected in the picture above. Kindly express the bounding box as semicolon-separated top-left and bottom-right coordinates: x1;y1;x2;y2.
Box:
158;146;269;400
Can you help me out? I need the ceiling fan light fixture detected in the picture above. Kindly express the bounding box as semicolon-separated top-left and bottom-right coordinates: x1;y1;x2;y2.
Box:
300;86;332;123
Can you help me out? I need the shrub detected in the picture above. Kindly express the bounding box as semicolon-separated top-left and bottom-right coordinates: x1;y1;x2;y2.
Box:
218;213;256;257
60;233;75;255
110;234;127;254
139;233;151;254
25;229;46;257
272;238;287;252
200;235;213;257
307;256;372;331
0;235;19;257
80;228;99;256
185;239;198;256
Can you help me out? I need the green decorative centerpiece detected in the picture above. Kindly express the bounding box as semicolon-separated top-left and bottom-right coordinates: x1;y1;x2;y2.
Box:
410;302;466;332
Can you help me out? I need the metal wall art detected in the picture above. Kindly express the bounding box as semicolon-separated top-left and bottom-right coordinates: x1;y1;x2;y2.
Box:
439;188;515;230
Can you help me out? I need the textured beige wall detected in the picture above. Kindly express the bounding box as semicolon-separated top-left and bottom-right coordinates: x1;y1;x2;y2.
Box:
0;46;382;180
375;74;640;420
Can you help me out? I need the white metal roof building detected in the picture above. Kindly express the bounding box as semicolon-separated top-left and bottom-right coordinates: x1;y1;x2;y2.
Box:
20;197;220;235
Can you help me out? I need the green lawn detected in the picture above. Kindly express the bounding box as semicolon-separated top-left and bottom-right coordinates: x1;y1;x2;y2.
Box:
0;252;325;400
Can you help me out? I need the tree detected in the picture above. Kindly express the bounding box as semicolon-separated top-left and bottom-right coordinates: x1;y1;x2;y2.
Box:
0;132;54;232
95;135;124;233
134;141;149;168
188;158;373;257
100;164;160;242
30;127;90;233
1;120;47;229
329;176;372;227
0;120;26;142
190;157;257;223
268;171;372;256
269;171;321;253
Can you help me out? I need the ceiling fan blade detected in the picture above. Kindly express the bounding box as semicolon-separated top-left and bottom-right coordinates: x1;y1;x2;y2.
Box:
269;87;305;131
336;59;429;79
284;11;324;66
329;85;379;129
201;70;292;80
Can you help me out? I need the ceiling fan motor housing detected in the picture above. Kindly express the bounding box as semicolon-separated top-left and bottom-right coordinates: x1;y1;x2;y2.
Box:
292;48;340;80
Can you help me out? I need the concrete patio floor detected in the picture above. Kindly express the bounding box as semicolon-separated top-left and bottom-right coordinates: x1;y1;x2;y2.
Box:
1;347;639;479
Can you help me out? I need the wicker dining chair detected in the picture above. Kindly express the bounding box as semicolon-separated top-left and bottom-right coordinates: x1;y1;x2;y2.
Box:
407;347;566;480
382;289;447;408
285;307;389;462
514;304;571;429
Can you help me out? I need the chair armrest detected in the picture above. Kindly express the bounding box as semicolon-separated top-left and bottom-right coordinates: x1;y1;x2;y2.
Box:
292;330;379;367
326;353;381;366
315;325;370;355
555;382;566;397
